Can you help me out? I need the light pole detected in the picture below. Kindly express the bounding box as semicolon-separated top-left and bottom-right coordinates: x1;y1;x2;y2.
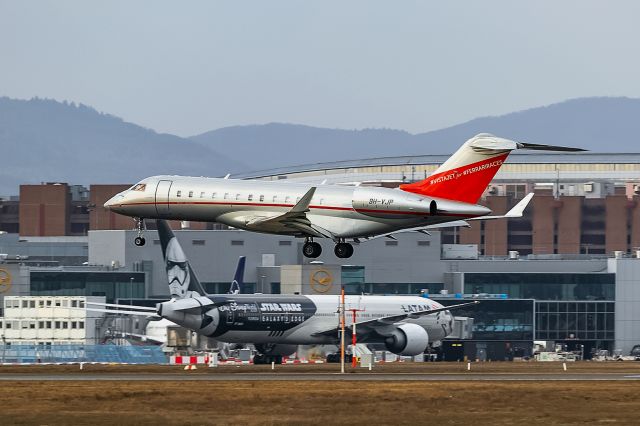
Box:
260;275;266;294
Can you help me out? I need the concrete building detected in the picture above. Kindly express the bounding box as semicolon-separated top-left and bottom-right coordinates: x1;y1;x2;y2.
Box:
0;296;105;345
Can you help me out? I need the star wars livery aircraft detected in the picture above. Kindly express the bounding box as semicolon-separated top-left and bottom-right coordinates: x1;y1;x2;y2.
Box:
104;134;583;258
95;220;479;363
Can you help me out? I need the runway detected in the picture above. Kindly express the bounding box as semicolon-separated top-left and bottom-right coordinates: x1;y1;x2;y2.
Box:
1;373;639;381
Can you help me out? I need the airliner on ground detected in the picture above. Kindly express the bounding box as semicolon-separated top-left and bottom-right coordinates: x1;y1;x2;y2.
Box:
104;134;583;258
94;220;478;363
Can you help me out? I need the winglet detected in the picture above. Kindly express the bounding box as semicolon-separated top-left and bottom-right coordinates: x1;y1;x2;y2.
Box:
290;187;316;213
469;193;534;221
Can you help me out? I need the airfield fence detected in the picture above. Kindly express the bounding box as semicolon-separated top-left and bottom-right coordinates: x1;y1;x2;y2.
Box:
0;344;167;364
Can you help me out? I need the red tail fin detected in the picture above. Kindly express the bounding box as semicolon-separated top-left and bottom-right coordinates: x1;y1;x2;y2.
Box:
399;134;513;204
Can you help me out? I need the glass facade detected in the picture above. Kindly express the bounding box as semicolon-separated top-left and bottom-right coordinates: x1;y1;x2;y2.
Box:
535;301;614;340
438;299;534;341
30;271;145;303
464;273;614;301
203;282;256;294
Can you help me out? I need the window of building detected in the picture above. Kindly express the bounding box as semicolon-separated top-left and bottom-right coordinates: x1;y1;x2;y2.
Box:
79;301;85;308
79;322;84;329
71;300;78;308
22;300;28;308
385;241;398;246
38;300;45;308
71;322;77;329
46;300;52;307
62;321;68;329
29;321;36;329
188;191;193;198
55;321;61;328
21;321;29;329
177;190;182;197
192;240;206;246
62;300;68;307
231;240;244;246
38;321;44;328
55;300;61;307
2;321;7;329
46;321;52;329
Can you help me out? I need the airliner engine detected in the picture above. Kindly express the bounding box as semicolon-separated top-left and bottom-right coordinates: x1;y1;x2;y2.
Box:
384;323;429;356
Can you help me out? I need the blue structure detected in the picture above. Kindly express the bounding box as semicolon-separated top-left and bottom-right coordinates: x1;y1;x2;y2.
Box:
0;344;167;364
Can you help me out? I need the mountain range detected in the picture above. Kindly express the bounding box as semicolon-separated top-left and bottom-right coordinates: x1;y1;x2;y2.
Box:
1;96;639;195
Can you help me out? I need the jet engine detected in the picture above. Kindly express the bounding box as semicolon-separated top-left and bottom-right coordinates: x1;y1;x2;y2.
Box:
255;343;297;357
384;323;429;356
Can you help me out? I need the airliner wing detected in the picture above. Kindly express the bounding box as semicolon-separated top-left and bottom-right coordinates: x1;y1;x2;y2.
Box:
246;187;334;238
311;301;479;337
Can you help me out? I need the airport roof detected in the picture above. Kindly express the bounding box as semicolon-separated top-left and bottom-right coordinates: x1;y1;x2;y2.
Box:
232;152;640;179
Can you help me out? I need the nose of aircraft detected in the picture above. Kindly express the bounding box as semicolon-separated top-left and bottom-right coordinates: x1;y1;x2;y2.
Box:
104;193;125;211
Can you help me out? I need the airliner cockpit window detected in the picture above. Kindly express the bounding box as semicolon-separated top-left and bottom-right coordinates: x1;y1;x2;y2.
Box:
131;184;146;191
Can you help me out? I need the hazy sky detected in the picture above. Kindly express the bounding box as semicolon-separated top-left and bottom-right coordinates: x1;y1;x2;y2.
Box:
1;1;639;136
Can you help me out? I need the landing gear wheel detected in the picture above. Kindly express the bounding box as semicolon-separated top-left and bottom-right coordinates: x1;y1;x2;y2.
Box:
303;241;322;258
334;242;354;258
134;217;146;247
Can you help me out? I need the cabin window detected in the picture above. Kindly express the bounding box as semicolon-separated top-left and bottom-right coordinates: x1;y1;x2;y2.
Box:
235;193;240;200
177;190;182;197
259;195;264;202
200;192;205;198
212;193;217;199
417;241;430;246
248;194;254;201
385;240;398;246
192;240;206;246
272;195;277;202
224;193;229;200
296;197;301;204
279;240;292;246
285;196;291;203
188;191;193;198
231;240;244;246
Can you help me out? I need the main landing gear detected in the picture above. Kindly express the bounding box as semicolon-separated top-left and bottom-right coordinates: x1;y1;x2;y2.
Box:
302;238;322;258
334;242;354;259
301;238;354;259
134;217;146;246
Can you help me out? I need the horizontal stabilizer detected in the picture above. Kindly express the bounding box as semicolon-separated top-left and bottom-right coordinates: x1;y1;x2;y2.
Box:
86;302;156;311
78;307;159;317
517;142;586;152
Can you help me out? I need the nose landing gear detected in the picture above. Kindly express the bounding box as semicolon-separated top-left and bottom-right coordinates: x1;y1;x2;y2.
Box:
134;218;146;246
302;238;322;258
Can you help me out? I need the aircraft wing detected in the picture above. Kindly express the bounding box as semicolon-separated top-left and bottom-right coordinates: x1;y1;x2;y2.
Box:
311;301;479;338
356;220;471;242
468;192;534;220
246;187;334;238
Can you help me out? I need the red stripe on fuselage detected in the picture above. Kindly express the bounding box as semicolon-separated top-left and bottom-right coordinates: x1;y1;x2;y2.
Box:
115;200;475;218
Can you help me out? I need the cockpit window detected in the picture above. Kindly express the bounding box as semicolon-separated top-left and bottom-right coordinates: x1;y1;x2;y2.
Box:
131;184;146;191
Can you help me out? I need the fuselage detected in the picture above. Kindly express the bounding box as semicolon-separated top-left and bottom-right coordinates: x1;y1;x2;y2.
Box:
105;175;491;239
158;294;453;345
